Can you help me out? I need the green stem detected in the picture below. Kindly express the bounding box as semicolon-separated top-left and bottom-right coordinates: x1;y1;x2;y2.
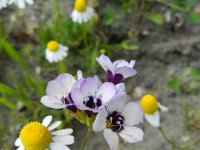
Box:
81;127;92;150
53;0;59;21
158;127;183;150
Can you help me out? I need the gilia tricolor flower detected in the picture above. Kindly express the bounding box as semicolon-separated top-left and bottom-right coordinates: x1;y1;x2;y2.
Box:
71;77;117;113
41;73;79;112
15;115;74;150
140;94;168;127
71;0;95;23
93;93;144;150
0;0;8;9
9;0;33;9
45;41;69;63
96;54;137;85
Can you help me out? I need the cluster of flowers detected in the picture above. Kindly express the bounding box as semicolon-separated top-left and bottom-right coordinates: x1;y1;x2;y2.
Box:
15;54;168;150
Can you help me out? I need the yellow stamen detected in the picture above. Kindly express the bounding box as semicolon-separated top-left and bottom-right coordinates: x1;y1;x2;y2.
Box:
140;94;158;114
20;122;51;150
74;0;86;12
47;41;59;52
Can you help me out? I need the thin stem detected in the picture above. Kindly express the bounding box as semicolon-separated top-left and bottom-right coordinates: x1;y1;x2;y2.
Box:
81;127;92;150
158;127;183;150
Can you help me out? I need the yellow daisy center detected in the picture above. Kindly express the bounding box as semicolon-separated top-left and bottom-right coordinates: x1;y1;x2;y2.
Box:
74;0;86;12
47;41;59;52
140;94;158;114
20;122;52;150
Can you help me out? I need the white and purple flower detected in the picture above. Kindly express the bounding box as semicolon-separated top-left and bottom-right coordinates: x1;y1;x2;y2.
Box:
41;72;81;112
71;77;117;113
96;54;137;84
93;93;144;150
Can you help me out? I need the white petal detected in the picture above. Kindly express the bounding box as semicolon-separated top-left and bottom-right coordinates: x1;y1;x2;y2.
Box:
42;115;53;127
115;83;125;93
46;80;65;99
115;67;137;79
122;102;143;126
53;135;74;145
40;96;65;109
119;126;144;143
158;102;169;112
97;82;116;104
93;107;108;132
145;111;160;127
55;73;76;94
51;129;73;136
106;93;127;113
48;121;62;131
96;54;114;72
77;70;83;80
103;129;119;150
49;142;70;150
15;138;22;146
17;146;25;150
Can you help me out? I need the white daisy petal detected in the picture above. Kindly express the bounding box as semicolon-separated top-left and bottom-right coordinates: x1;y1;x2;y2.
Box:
93;107;108;132
145;111;160;127
42;115;53;127
17;146;25;150
51;129;73;136
15;138;22;146
119;126;144;143
48;121;62;131
49;142;70;150
53;135;74;145
158;102;169;112
103;129;119;150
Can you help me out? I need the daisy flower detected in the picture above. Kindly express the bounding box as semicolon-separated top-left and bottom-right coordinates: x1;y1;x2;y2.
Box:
15;115;74;150
0;0;8;9
96;54;137;85
93;93;144;150
45;40;69;63
140;94;168;127
41;72;79;112
71;0;95;23
9;0;34;9
71;77;117;113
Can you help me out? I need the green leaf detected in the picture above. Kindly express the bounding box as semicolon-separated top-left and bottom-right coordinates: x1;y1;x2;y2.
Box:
0;97;15;109
167;76;180;91
0;83;15;95
0;38;28;68
103;7;115;25
188;12;200;24
147;12;164;25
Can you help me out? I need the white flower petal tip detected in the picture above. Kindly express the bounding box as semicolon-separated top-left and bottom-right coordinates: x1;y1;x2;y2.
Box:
145;111;160;127
119;126;144;143
9;0;34;9
42;115;53;127
103;129;119;150
92;108;107;132
15;116;74;150
158;102;169;112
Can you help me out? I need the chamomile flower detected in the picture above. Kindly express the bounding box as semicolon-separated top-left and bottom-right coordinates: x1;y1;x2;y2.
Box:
140;94;168;127
93;93;144;150
71;0;95;23
45;41;69;63
9;0;34;9
96;54;137;84
0;0;8;9
15;115;74;150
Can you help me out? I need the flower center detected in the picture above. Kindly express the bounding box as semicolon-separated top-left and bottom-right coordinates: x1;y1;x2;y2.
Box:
83;95;102;109
140;94;158;114
106;111;125;133
74;0;86;12
20;122;52;150
47;41;59;52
